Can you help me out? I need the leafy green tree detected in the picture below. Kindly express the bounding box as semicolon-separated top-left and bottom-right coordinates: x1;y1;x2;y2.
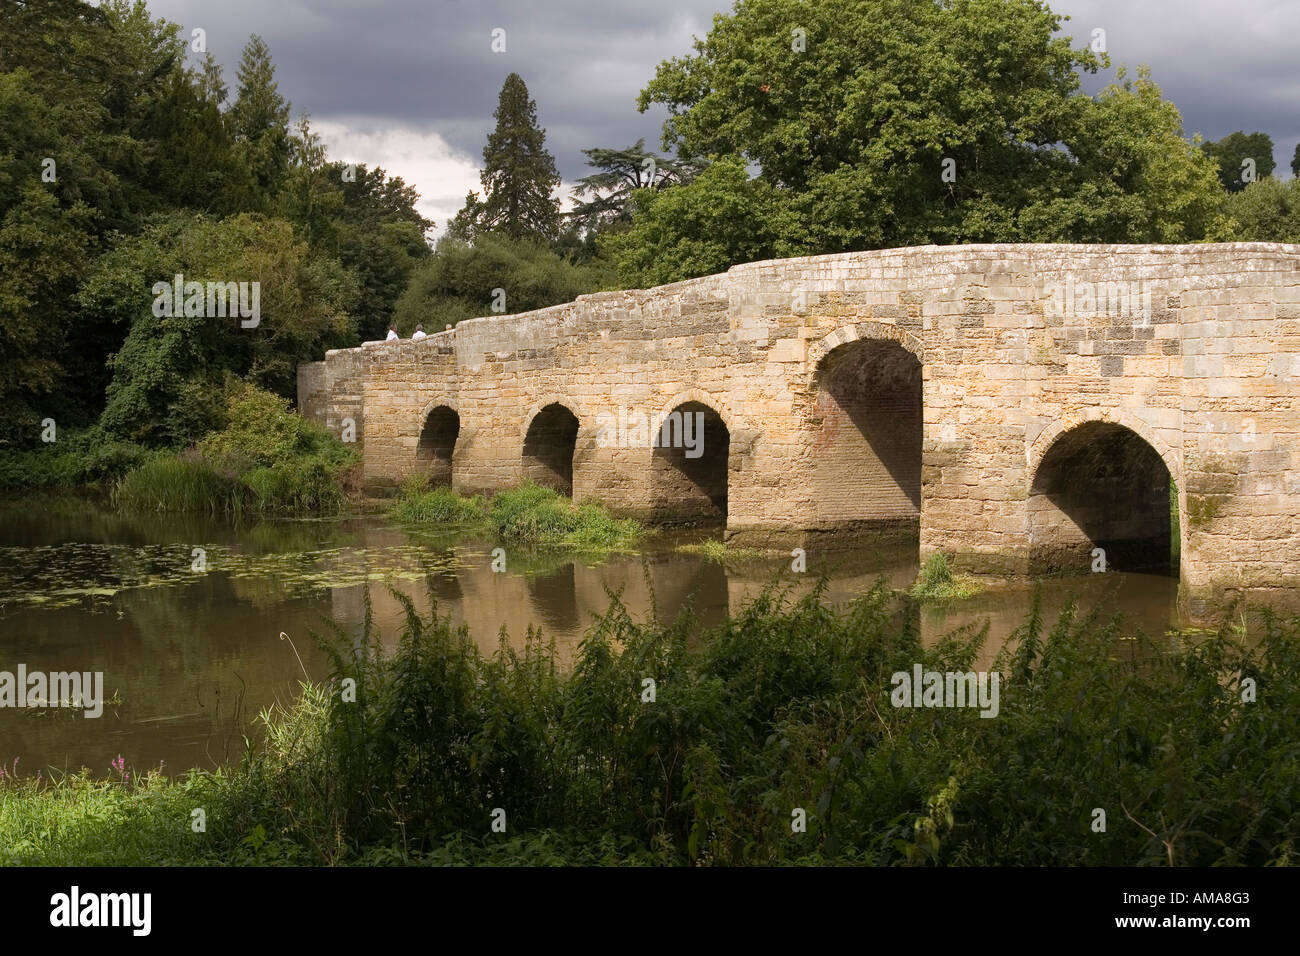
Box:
1200;131;1277;192
92;213;356;446
625;0;1226;282
569;139;703;233
446;191;485;242
392;234;610;332
327;162;433;341
1291;142;1299;178
478;73;561;240
1224;178;1300;242
228;34;292;198
603;156;797;286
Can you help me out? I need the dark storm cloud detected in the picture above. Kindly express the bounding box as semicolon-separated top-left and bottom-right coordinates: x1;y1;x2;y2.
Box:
150;0;1298;182
151;0;725;178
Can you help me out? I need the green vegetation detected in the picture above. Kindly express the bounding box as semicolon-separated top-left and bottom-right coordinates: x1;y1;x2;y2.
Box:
1200;130;1276;192
113;384;358;515
612;0;1233;285
1224;176;1300;243
910;553;984;602
0;0;428;483
4;582;1298;866
390;479;487;524
391;480;641;550
392;233;613;333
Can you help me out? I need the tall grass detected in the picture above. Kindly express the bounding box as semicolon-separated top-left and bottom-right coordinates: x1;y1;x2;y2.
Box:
113;455;245;514
113;385;358;516
4;581;1298;866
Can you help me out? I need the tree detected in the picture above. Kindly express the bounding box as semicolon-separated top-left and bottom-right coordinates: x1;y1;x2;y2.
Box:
478;73;561;240
446;191;485;242
569;139;703;234
228;34;292;198
1292;142;1299;178
627;0;1226;280
603;156;796;286
1200;131;1276;192
92;213;357;446
1225;178;1300;243
392;234;610;332
328;163;433;341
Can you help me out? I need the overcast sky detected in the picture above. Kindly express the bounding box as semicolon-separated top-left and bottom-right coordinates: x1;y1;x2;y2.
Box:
147;0;1300;234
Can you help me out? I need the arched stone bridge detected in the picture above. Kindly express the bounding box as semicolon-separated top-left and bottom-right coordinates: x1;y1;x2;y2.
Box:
298;243;1300;596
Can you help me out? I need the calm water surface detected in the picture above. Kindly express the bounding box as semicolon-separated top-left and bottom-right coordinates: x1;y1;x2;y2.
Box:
0;499;1190;777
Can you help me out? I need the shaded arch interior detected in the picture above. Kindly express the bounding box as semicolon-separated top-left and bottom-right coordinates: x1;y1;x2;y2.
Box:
523;403;580;496
416;406;460;485
812;339;923;527
1029;421;1175;575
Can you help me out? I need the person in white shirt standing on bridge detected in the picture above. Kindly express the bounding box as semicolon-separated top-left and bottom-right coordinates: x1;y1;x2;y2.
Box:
412;325;427;341
385;325;399;341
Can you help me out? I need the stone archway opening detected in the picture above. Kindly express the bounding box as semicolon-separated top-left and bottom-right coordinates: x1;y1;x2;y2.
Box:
1029;421;1175;575
812;338;923;532
522;403;580;496
416;406;459;486
651;401;730;524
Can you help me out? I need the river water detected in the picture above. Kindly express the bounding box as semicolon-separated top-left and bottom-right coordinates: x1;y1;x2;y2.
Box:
0;498;1192;778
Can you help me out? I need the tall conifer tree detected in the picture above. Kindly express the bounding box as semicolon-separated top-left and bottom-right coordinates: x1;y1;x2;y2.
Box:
479;73;561;240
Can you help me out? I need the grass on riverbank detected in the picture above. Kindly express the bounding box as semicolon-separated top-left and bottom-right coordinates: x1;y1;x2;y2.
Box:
4;580;1298;867
391;479;642;550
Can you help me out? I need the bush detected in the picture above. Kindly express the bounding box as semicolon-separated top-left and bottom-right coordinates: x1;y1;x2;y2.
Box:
114;384;358;516
0;427;151;492
6;583;1298;867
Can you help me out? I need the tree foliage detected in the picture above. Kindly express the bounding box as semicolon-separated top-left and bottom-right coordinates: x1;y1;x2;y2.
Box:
1200;131;1277;192
618;0;1230;284
0;1;430;456
393;234;612;333
476;73;562;241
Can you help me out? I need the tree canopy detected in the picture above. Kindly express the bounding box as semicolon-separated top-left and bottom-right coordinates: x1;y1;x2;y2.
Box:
616;0;1230;284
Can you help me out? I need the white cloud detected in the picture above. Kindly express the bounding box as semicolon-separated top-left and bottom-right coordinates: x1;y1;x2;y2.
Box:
314;118;582;237
313;119;482;237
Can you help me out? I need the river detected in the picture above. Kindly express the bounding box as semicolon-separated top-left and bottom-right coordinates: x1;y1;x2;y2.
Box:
0;498;1194;778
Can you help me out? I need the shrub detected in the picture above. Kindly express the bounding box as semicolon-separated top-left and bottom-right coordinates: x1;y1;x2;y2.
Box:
113;384;358;516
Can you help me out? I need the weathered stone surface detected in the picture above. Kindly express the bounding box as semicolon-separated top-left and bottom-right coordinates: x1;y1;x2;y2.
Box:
298;243;1300;593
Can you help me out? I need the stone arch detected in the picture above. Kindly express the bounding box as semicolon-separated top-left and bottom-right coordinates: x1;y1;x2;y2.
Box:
807;320;925;370
521;398;581;496
650;387;739;438
650;394;731;524
1026;407;1180;482
1027;410;1182;575
807;333;924;531
415;400;460;486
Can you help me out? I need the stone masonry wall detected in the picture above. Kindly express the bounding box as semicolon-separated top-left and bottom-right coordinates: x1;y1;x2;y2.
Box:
297;243;1300;595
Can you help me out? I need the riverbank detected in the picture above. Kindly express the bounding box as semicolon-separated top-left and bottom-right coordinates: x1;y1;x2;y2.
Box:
3;581;1297;866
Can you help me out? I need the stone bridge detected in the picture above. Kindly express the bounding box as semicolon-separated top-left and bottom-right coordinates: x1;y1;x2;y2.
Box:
298;243;1300;596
